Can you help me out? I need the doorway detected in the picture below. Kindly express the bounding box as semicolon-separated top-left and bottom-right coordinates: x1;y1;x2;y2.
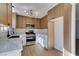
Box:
48;16;64;53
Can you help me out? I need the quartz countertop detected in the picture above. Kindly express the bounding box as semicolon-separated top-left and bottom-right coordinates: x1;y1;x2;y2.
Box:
0;37;22;54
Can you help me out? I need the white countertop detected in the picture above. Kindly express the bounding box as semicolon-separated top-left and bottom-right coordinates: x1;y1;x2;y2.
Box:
0;37;22;54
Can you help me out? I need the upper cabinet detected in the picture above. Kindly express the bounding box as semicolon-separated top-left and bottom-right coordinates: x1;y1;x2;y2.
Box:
16;15;23;28
40;16;48;29
0;3;12;26
34;19;41;29
40;4;64;29
16;15;41;29
48;4;64;20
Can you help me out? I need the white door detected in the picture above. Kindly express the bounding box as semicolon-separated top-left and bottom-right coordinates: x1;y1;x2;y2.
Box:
54;17;63;52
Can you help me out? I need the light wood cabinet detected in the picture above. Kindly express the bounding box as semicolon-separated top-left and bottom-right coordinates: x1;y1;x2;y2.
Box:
16;15;23;28
47;4;72;55
22;16;27;28
40;4;64;29
40;16;48;29
0;3;8;25
26;17;33;24
16;15;41;29
34;19;41;29
0;3;12;26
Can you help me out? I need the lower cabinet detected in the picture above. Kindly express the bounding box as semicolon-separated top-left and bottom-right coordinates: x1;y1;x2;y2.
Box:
36;33;48;48
43;35;48;48
20;34;26;46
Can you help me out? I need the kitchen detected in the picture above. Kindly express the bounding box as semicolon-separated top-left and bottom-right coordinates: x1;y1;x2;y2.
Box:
0;3;74;56
12;3;49;48
0;3;53;56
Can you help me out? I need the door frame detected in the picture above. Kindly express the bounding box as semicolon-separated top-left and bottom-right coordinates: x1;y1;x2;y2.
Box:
48;16;64;53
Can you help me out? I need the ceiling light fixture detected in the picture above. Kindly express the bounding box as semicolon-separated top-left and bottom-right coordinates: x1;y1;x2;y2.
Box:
30;10;33;16
24;9;36;18
12;6;15;12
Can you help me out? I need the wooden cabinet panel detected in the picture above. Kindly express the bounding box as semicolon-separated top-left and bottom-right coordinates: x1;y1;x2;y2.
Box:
16;15;41;29
47;4;72;55
22;16;27;28
0;4;2;24
0;3;12;26
48;7;56;20
48;4;64;20
40;16;48;29
26;18;33;24
34;19;41;29
16;15;23;28
0;4;8;25
40;4;64;29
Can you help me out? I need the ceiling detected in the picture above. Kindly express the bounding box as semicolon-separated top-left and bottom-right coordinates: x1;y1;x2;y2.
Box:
12;3;57;18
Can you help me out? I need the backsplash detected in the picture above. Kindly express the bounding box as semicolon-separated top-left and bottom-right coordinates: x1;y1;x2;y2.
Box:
14;29;48;35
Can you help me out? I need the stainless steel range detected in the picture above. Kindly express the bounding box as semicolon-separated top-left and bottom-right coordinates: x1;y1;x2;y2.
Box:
25;30;36;45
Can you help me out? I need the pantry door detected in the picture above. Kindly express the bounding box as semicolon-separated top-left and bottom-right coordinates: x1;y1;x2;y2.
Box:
48;16;63;52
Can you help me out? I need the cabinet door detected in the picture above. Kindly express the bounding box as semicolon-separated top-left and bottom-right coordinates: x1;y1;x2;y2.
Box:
16;16;23;28
22;16;27;28
0;3;12;26
26;18;33;24
0;3;8;25
41;16;48;29
0;4;2;24
44;35;48;48
35;19;40;29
